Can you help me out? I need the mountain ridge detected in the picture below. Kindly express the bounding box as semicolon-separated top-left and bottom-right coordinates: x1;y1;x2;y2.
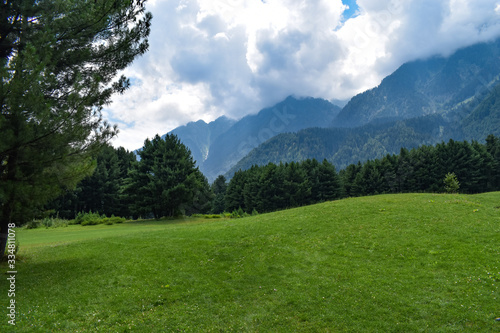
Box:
168;96;341;181
334;38;500;127
164;38;500;181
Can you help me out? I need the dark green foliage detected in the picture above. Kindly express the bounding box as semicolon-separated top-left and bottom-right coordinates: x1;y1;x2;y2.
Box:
227;115;448;177
257;163;286;213
225;170;246;212
0;0;151;257
340;136;500;197
485;134;500;189
125;134;210;218
339;162;362;197
225;159;343;214
211;175;228;214
48;144;136;219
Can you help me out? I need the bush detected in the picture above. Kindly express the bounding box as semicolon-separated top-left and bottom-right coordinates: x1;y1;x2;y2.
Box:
25;220;42;229
25;217;69;229
444;172;460;193
230;207;249;219
75;211;106;226
112;217;126;223
102;216;127;225
74;212;127;226
204;214;222;219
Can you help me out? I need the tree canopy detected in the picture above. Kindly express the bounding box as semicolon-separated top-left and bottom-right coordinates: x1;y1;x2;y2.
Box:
0;0;152;257
125;134;211;218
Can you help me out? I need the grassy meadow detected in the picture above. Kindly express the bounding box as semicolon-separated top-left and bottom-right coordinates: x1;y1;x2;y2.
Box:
1;192;500;332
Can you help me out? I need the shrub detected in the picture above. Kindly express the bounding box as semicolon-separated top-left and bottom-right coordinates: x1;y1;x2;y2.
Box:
25;220;42;229
25;217;69;229
444;172;460;193
102;218;114;225
104;216;127;224
230;207;249;219
112;217;126;224
204;214;222;219
76;211;106;226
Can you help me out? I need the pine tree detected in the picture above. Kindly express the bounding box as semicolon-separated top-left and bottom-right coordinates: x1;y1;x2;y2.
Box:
242;166;263;214
0;0;152;257
444;172;460;193
283;162;310;207
225;170;247;212
125;134;205;218
315;159;342;201
341;162;362;197
485;134;500;190
211;175;228;214
257;163;285;212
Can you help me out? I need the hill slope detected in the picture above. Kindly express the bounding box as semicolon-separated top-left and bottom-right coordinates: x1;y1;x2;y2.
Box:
5;192;500;332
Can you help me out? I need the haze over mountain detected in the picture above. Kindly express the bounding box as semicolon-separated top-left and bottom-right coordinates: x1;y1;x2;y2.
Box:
334;38;500;127
167;97;341;181
108;0;500;151
166;116;235;169
166;38;500;181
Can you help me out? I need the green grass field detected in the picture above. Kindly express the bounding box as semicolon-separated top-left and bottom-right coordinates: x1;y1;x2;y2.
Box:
1;193;500;332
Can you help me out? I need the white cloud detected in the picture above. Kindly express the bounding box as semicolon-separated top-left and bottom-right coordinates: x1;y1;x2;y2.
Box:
107;0;500;150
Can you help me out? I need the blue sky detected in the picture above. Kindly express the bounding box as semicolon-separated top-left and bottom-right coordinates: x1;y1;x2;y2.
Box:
341;0;359;20
107;0;500;150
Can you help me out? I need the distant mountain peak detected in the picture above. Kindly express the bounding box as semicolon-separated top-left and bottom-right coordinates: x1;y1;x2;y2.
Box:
334;37;500;128
166;96;341;181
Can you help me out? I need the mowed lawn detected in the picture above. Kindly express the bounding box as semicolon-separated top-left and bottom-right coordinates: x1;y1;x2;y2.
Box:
1;193;500;332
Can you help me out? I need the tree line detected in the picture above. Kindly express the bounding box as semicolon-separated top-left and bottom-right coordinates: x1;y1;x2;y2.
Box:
48;134;500;218
341;135;500;197
50;134;212;219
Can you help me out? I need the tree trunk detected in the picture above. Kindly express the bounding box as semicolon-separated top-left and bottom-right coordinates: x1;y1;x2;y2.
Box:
0;197;13;260
0;229;8;260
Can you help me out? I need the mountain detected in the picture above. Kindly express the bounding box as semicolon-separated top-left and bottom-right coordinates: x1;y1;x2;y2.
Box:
226;115;450;177
168;96;341;181
461;82;500;140
226;39;500;177
167;116;235;168
334;38;500;127
167;39;500;181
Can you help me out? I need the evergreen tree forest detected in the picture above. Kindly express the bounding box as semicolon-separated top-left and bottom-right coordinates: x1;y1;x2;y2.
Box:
46;135;500;219
51;134;212;219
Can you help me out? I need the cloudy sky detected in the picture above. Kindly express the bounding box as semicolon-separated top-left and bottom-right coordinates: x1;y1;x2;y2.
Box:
107;0;500;150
